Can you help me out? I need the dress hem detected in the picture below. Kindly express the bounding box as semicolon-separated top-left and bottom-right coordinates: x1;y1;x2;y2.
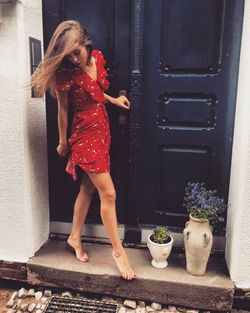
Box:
65;157;110;181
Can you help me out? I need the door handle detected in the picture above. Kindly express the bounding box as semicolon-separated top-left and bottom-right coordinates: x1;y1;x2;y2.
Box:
118;89;128;126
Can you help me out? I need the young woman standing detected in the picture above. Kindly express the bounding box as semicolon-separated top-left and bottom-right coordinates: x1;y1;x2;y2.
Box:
30;20;136;280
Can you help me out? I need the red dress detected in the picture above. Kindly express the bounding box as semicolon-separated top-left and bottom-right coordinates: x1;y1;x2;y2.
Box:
55;50;111;181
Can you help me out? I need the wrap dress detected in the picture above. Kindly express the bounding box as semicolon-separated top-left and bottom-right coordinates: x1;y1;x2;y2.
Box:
55;50;111;181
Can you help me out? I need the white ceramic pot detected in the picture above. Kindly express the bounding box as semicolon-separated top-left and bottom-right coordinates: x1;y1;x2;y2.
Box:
147;234;174;268
183;214;213;276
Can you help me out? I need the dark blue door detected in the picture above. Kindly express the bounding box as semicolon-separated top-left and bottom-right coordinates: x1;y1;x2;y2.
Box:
127;0;244;228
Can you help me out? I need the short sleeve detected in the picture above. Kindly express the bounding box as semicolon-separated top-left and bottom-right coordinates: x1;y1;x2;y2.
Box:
55;68;73;92
96;50;107;66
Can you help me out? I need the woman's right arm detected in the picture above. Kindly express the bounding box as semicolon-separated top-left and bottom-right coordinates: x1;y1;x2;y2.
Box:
56;90;69;157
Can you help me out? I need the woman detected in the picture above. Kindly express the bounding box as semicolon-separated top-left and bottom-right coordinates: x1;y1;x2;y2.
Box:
30;20;136;280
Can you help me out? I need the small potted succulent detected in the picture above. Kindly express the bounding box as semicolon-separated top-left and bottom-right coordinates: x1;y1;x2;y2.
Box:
183;182;228;275
147;226;174;268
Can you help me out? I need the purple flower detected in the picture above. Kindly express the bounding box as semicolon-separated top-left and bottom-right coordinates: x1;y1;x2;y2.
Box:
183;181;227;226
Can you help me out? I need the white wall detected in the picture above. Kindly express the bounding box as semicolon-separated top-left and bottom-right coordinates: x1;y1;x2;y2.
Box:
0;0;49;262
225;1;250;289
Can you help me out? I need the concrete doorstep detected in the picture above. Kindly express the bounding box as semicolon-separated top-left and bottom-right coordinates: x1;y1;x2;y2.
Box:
26;239;234;311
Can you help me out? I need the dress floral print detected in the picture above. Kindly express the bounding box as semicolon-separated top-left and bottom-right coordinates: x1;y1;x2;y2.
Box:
55;50;111;181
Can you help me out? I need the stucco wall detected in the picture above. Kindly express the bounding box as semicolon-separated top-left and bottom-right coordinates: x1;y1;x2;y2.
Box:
0;0;49;262
225;1;250;289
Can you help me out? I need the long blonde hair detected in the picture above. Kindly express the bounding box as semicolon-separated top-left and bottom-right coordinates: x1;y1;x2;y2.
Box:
30;20;92;98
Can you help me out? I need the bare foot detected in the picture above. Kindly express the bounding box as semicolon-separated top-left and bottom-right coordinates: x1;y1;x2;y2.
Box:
67;235;89;262
112;249;136;280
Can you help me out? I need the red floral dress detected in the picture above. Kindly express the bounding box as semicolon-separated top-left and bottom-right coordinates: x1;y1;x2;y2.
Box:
55;50;111;181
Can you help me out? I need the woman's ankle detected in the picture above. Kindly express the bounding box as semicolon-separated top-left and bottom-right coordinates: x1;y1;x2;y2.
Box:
68;233;82;241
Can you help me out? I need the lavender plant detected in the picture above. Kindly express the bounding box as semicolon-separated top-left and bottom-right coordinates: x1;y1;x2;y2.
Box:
183;182;227;226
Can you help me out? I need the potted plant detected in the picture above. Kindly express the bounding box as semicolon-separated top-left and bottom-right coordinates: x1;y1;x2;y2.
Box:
182;182;227;276
147;226;174;268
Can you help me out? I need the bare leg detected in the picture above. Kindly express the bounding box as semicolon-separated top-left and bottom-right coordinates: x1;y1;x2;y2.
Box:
67;171;96;262
87;172;136;280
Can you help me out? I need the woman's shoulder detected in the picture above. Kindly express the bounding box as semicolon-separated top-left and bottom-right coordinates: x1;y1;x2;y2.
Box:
93;49;107;65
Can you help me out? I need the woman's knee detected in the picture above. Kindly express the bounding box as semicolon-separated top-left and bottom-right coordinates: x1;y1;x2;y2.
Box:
100;188;116;203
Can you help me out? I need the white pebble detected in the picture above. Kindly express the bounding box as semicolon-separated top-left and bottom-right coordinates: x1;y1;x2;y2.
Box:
28;303;36;312
16;299;23;309
6;299;15;308
27;289;35;296
21;303;28;311
40;296;48;303
35;291;43;301
137;301;146;307
62;291;73;297
8;291;18;302
18;288;28;299
168;307;177;312
124;299;137;309
151;302;162;310
178;307;187;313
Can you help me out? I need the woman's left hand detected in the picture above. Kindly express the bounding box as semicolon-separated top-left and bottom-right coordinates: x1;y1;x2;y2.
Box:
112;95;131;109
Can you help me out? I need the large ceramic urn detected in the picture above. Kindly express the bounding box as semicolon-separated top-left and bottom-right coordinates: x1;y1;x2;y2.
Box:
183;214;213;276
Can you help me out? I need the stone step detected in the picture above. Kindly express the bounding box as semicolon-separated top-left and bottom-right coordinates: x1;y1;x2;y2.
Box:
26;239;234;311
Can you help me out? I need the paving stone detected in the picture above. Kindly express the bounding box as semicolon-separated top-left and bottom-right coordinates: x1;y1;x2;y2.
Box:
137;301;146;307
124;300;137;309
177;307;187;313
27;303;36;312
6;298;15;308
36;310;43;313
27;289;35;296
151;302;162;310
146;306;154;312
62;291;73;297
118;307;126;313
16;299;23;309
44;289;52;297
136;308;146;313
12;303;17;310
168;307;177;312
18;288;28;299
102;296;116;302
34;291;43;301
186;310;199;313
20;303;28;311
9;291;18;302
36;303;41;309
6;309;16;313
40;296;48;303
41;304;47;310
